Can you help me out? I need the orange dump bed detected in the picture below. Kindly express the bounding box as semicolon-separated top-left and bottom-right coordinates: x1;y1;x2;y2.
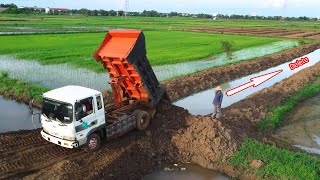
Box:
94;30;164;108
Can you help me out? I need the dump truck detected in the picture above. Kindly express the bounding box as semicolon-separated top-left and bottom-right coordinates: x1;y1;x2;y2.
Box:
37;30;165;152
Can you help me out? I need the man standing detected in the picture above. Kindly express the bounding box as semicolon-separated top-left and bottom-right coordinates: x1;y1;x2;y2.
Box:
212;86;223;119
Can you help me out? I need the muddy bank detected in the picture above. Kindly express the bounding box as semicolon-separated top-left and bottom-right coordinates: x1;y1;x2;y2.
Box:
39;59;320;179
164;42;320;102
273;94;320;155
174;49;320;115
167;62;320;177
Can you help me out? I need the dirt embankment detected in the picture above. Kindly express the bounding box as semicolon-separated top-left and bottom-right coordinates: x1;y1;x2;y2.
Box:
164;42;320;101
187;27;320;39
1;44;320;179
159;61;320;179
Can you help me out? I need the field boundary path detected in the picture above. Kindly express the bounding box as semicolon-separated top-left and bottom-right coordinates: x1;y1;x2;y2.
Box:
187;27;320;39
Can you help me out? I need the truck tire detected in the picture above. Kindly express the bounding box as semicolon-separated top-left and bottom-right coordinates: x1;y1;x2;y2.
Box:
84;133;100;152
135;110;150;131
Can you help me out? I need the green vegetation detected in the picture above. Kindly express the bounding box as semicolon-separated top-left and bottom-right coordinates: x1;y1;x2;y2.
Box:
0;31;282;72
1;15;320;31
258;78;320;130
230;139;320;180
220;41;234;60
0;71;49;103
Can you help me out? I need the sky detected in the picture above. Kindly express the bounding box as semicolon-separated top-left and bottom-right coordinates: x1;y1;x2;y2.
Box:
2;0;320;17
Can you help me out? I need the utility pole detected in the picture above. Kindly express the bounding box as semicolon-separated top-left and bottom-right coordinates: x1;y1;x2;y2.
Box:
123;0;129;19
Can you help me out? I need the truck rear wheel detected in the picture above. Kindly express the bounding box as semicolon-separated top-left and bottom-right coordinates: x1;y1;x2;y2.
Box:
84;133;100;152
135;110;150;131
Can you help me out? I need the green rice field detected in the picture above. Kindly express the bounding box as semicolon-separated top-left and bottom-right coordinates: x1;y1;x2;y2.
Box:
0;31;283;72
1;14;320;31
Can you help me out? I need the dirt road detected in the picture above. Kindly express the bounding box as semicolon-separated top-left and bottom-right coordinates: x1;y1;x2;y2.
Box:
187;27;320;39
1;43;320;179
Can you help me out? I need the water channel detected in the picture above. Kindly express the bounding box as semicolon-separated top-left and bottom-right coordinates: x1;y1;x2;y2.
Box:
174;49;320;115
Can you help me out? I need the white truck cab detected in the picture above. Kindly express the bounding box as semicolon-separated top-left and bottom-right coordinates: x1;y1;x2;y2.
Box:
40;86;106;151
37;30;166;152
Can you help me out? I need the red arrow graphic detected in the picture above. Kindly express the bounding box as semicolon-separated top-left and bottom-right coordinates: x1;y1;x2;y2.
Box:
226;70;283;96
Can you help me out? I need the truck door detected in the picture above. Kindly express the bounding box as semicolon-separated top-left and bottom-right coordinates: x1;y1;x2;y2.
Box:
95;95;105;126
74;97;97;140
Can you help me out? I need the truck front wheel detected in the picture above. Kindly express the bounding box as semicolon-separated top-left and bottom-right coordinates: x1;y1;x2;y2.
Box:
84;133;101;152
135;110;150;131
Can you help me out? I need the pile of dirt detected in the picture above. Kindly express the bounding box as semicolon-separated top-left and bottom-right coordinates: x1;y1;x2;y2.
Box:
172;117;240;168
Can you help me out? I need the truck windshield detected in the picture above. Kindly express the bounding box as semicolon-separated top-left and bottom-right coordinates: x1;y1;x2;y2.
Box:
42;98;73;124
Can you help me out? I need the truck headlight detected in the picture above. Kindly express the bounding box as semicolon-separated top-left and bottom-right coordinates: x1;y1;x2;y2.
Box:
63;136;76;141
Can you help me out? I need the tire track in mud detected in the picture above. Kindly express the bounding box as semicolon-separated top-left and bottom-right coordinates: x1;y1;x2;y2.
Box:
0;130;43;153
0;143;78;178
1;42;320;179
0;130;81;179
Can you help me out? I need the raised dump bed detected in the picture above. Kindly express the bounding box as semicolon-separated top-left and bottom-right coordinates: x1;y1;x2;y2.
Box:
94;30;165;108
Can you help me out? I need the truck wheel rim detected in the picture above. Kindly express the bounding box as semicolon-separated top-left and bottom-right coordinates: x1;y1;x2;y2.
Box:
89;138;97;149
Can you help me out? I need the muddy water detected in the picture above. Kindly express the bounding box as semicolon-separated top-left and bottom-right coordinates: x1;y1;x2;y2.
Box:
273;95;320;155
0;96;40;133
174;49;320;115
144;164;230;180
0;40;297;91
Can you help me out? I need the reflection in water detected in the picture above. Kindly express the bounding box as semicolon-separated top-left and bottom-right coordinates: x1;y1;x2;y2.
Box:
0;57;111;91
0;96;40;133
0;40;297;91
174;49;320;115
273;95;320;155
144;164;230;180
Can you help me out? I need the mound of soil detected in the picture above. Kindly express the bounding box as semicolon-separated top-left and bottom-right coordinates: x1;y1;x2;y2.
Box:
172;117;240;168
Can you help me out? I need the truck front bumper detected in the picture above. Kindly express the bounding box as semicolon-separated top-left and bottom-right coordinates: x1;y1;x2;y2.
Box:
41;130;79;149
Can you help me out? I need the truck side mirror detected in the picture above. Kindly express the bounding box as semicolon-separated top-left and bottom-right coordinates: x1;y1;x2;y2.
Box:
28;99;34;112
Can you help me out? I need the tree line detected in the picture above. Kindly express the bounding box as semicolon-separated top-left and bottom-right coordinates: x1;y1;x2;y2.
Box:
0;3;318;21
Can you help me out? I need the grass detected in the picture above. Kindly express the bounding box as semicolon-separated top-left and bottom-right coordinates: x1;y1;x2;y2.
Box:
1;15;320;31
0;71;49;103
230;139;320;180
258;77;320;130
0;31;282;72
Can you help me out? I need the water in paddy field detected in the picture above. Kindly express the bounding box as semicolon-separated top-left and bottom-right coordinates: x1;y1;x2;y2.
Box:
154;40;298;81
0;40;297;91
273;95;320;155
0;96;40;133
174;49;320;115
144;163;230;180
0;56;110;91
